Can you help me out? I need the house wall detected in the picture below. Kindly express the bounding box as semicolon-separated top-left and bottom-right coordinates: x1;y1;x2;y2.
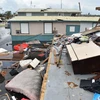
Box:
18;12;26;16
29;22;43;35
11;21;95;36
32;12;44;16
80;22;93;32
11;22;43;35
11;22;20;35
53;22;80;35
18;12;77;16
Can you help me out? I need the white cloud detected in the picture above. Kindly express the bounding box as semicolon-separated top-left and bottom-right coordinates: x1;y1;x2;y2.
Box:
0;0;6;5
0;0;100;14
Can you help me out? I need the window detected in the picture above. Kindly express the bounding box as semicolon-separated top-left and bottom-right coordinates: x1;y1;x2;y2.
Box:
44;23;52;34
70;26;75;32
21;23;29;34
58;13;64;16
44;13;48;16
26;13;32;16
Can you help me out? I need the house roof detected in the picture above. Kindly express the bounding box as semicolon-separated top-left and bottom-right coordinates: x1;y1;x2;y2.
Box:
17;8;81;13
9;16;99;22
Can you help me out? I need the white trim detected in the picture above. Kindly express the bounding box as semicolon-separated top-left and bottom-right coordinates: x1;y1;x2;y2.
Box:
21;23;29;33
26;13;32;16
44;23;52;33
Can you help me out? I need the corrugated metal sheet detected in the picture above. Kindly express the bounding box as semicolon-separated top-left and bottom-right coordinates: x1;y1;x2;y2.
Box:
9;16;99;22
17;8;81;13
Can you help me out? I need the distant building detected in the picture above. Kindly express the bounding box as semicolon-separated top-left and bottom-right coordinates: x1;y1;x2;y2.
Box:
9;8;99;44
17;8;81;16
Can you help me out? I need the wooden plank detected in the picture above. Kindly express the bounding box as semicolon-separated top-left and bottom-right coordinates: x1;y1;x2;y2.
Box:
66;45;78;61
82;26;100;35
40;51;52;100
71;41;100;60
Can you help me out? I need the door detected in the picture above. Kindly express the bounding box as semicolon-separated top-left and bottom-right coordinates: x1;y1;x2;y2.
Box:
21;23;29;33
66;25;80;35
44;23;52;34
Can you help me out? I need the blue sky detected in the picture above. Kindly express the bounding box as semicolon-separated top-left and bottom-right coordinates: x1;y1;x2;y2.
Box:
0;0;100;14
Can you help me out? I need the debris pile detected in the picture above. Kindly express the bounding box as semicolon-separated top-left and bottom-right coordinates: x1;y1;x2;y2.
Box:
0;40;51;100
66;24;100;99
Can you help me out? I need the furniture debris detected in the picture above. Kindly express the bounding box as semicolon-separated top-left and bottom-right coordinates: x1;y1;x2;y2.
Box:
19;59;32;68
52;44;63;67
5;69;42;100
30;58;40;68
66;40;100;74
80;79;100;94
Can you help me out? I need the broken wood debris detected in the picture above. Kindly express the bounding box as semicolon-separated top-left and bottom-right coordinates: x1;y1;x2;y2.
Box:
65;70;71;76
67;82;78;88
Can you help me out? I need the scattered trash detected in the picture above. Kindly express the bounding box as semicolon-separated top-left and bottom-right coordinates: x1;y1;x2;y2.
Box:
80;79;100;94
12;96;16;100
1;70;7;77
14;43;28;51
21;98;29;100
0;61;3;72
0;73;5;83
0;93;10;100
65;71;71;76
30;58;40;68
67;82;78;88
9;68;19;76
93;93;100;100
0;48;8;53
19;59;32;68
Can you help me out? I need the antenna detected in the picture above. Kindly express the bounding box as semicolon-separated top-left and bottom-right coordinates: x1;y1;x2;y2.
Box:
78;2;81;11
61;0;62;9
30;1;32;8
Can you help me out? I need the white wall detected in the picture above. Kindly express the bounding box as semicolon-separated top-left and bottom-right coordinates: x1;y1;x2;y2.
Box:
26;13;32;16
21;23;29;33
53;22;80;34
80;22;92;32
29;22;43;35
44;23;52;33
